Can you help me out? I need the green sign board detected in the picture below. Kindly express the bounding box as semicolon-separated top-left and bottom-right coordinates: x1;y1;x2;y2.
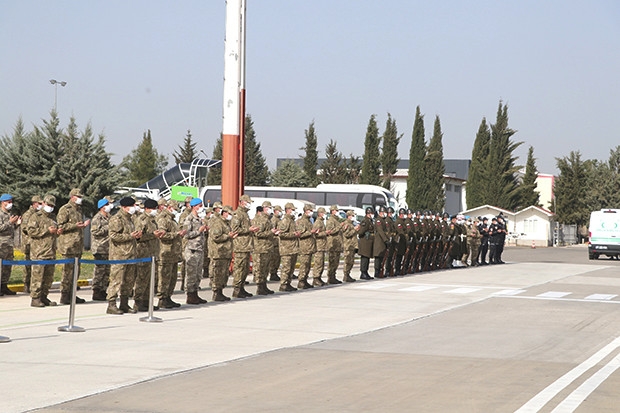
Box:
170;186;198;202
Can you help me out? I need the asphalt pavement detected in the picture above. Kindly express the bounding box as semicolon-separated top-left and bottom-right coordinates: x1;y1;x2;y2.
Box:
3;244;620;412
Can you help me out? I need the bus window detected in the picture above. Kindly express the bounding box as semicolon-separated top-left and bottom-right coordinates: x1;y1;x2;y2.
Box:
265;190;291;198
326;193;357;207
373;194;387;206
296;191;325;205
246;189;266;198
202;189;222;205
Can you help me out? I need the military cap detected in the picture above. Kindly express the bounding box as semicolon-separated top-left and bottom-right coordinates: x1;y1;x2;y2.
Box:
407;208;413;215
273;205;283;212
167;199;179;209
212;201;223;209
105;195;115;202
365;206;374;215
184;196;193;204
120;197;135;207
69;188;83;197
144;199;158;209
378;205;387;213
450;215;457;220
0;194;13;202
97;198;109;209
346;210;355;217
32;195;43;203
240;194;253;203
442;212;450;219
330;204;339;212
482;217;489;222
317;207;327;214
262;200;272;207
415;210;422;216
398;208;406;215
222;205;234;214
497;215;504;221
491;217;498;221
284;202;296;210
189;198;202;207
303;203;314;212
387;207;395;214
157;198;167;206
205;207;213;213
43;194;56;206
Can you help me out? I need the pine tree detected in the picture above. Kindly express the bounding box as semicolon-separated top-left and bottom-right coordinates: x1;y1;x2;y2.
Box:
518;146;541;208
425;115;446;211
121;130;169;187
381;113;401;190
406;106;426;210
206;135;222;185
485;102;522;210
173;130;198;164
271;160;309;187
321;139;345;184
300;121;319;187
360;114;381;186
554;151;588;226
344;154;362;184
244;115;270;186
466;118;491;208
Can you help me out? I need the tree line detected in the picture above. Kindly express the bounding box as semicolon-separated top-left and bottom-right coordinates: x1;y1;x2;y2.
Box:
2;103;613;225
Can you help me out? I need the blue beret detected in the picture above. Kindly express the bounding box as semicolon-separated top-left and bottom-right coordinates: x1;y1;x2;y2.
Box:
189;198;203;207
0;193;13;202
97;199;109;209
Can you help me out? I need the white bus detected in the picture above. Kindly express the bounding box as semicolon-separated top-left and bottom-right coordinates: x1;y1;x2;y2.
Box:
199;184;399;215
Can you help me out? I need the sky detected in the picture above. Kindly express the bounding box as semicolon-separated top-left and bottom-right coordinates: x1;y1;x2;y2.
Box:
1;0;620;176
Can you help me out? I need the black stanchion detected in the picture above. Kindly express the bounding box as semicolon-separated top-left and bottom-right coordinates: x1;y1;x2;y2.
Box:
0;258;9;342
58;257;85;333
140;256;162;323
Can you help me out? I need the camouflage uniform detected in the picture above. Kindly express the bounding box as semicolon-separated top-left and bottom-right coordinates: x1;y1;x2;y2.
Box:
107;207;138;309
277;205;299;291
183;211;205;294
56;191;86;302
251;207;274;295
90;209;110;298
296;205;316;289
312;208;327;286
156;202;184;306
27;197;58;305
467;220;482;266
134;208;159;308
0;200;17;293
208;208;233;301
230;197;253;298
341;211;358;282
20;196;42;292
268;208;282;280
325;207;343;284
177;198;192;291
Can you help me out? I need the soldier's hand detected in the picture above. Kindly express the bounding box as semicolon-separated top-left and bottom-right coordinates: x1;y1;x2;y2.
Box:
56;227;63;234
178;229;188;237
199;225;208;232
294;231;301;237
272;228;280;235
49;226;58;234
249;225;259;233
9;215;20;225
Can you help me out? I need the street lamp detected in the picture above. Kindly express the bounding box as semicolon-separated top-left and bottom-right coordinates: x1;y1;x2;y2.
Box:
49;79;67;111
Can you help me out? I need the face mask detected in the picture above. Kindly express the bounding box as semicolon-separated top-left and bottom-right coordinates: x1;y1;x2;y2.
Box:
226;214;232;221
36;204;43;211
275;212;281;218
104;204;113;213
348;216;355;221
264;208;271;215
306;210;313;217
5;202;13;210
74;197;83;205
289;210;296;217
149;209;158;217
43;205;54;213
128;206;137;215
198;207;205;214
198;212;206;219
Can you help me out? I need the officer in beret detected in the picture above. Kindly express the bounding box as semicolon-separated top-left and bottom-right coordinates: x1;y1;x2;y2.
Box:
357;206;374;280
183;198;208;304
20;195;43;294
177;195;194;292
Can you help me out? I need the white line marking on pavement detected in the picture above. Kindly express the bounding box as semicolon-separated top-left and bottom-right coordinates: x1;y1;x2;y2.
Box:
584;294;617;301
537;291;572;298
354;283;399;290
445;287;482;294
550;352;620;413
515;336;620;413
493;289;527;296
398;285;438;292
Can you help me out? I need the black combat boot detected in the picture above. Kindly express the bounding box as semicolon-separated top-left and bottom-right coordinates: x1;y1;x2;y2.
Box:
343;274;356;283
106;301;123;315
213;289;231;302
313;277;326;287
119;296;137;314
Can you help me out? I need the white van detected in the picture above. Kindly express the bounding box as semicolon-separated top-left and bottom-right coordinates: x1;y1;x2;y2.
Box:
588;209;620;259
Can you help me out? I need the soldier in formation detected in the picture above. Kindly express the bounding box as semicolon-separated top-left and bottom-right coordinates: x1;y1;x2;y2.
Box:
183;197;208;304
20;195;42;294
90;198;112;301
27;195;58;306
0;193;19;296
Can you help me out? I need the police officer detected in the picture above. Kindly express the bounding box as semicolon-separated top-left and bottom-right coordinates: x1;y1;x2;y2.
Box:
496;215;507;264
488;217;500;264
56;188;90;304
277;202;299;292
341;210;358;282
106;197;142;314
209;205;236;301
311;207;328;286
357;207;375;280
183;198;208;304
325;205;344;284
0;193;19;296
91;198;113;301
384;207;396;276
296;204;316;289
20;195;42;294
394;208;407;275
27;195;59;306
478;217;490;265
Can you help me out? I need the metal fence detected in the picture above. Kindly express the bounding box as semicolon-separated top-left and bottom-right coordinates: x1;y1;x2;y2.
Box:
554;223;578;246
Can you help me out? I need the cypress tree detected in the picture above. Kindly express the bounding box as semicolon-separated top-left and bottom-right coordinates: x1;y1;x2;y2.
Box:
406;106;426;210
360;114;381;186
344;154;362;184
300;121;319;187
425;115;446;212
381;113;401;190
173;130;198;164
244;115;270;186
518;146;541;208
466;118;491;208
554;151;588;226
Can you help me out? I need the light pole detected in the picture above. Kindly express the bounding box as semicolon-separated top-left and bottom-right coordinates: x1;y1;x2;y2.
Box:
49;79;67;111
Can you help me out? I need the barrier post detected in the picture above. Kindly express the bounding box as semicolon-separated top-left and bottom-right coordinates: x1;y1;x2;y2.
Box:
0;259;10;342
140;256;162;323
58;257;85;332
